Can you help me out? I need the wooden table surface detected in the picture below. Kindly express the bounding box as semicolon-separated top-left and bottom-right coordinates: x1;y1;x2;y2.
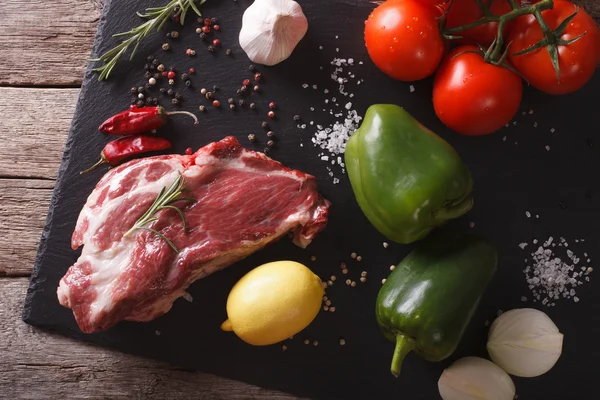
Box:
0;1;598;398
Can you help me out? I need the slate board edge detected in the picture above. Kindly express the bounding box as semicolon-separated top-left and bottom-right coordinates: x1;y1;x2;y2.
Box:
22;0;115;323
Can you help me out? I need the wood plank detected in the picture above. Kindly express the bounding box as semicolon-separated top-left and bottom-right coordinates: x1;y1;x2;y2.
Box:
0;278;301;399
0;179;54;277
0;88;78;180
0;1;102;86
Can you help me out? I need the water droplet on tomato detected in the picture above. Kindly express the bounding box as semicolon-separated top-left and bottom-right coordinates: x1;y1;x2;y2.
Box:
406;25;413;32
381;25;386;31
463;78;468;83
484;107;490;112
413;16;419;22
393;37;398;43
469;73;473;77
420;31;426;38
389;46;395;53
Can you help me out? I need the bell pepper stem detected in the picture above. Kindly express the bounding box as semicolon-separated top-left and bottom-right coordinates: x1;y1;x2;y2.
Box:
391;334;415;377
434;196;474;225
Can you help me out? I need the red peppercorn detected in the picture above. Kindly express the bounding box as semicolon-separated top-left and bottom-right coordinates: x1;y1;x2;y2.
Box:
173;16;180;24
213;24;220;31
268;111;275;119
212;100;221;108
269;102;276;110
204;17;211;26
254;72;262;82
162;71;168;77
189;68;195;75
167;71;176;79
212;39;220;47
185;147;193;155
202;26;211;34
242;79;251;86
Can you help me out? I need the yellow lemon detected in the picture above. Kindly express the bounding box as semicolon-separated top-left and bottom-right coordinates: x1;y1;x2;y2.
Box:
221;261;324;346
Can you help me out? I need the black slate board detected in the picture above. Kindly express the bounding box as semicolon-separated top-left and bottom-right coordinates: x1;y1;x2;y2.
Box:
23;0;600;398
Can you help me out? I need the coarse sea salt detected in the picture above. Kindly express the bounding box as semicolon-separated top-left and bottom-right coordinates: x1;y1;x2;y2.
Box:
307;56;363;182
520;236;593;305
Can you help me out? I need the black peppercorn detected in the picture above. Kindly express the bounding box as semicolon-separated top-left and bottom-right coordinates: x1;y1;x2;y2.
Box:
254;85;260;92
146;98;153;106
211;17;218;24
249;103;256;109
145;71;152;79
144;63;150;71
266;131;274;138
240;85;248;93
145;83;152;89
207;45;215;52
199;32;207;41
153;73;161;80
213;85;219;92
263;147;270;154
225;49;232;56
230;104;236;110
147;55;155;62
175;92;183;100
205;91;213;100
152;97;158;105
293;114;300;121
184;80;191;87
131;97;137;104
261;121;269;129
267;140;274;147
131;87;138;94
138;86;145;93
239;99;246;107
236;89;241;95
172;98;180;105
248;64;256;72
159;88;167;94
167;89;174;97
152;58;159;65
227;98;234;104
136;100;145;108
181;73;189;81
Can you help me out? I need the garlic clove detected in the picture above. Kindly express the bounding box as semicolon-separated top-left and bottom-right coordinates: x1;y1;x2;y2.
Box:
239;0;308;66
487;308;563;378
438;357;515;400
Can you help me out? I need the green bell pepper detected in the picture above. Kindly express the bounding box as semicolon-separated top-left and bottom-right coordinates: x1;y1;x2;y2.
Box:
345;104;474;244
376;233;497;377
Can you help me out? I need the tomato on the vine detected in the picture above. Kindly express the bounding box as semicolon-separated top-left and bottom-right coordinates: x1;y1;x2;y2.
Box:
507;0;600;95
364;0;445;81
433;45;523;136
443;0;519;47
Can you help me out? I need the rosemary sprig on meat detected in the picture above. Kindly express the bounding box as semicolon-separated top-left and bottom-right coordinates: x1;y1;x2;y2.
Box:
90;0;207;80
124;173;195;253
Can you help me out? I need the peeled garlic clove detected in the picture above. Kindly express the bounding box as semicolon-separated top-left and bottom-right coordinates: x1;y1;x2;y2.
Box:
239;0;308;66
487;308;563;378
438;357;515;400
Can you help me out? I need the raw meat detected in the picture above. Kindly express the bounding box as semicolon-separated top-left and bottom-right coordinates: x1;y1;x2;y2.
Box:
58;136;330;333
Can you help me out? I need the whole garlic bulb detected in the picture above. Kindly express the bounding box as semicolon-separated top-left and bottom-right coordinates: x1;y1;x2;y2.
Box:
487;308;563;378
438;357;515;400
239;0;308;66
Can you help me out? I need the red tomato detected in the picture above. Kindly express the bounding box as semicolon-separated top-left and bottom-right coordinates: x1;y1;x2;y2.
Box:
443;0;518;47
433;45;523;136
364;0;445;81
507;0;600;95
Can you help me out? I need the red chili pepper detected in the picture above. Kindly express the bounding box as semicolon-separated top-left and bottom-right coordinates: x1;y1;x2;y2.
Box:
99;106;198;136
80;135;172;174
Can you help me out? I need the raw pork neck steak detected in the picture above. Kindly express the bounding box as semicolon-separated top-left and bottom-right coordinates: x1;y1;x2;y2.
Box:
58;136;330;333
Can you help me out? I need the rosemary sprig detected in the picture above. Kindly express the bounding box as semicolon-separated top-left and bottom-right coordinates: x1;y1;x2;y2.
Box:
123;173;195;253
90;0;207;80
